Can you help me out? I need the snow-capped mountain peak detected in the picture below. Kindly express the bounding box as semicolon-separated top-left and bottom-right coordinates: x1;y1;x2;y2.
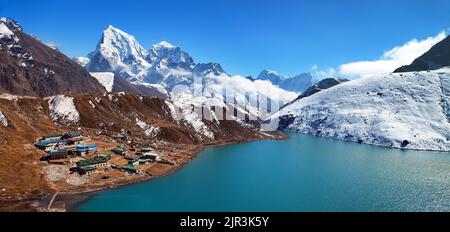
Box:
147;40;195;71
153;41;175;49
262;69;280;76
257;69;286;85
85;25;150;79
100;25;149;61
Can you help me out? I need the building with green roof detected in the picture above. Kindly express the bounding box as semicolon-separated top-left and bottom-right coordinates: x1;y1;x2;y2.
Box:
76;156;109;169
79;166;97;175
122;163;138;173
111;146;128;156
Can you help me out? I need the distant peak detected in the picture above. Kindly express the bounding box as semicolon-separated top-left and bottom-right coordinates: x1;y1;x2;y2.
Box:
100;25;140;46
262;69;279;75
154;41;175;49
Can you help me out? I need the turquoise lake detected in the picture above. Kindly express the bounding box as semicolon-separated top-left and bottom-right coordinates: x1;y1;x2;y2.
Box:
73;133;450;212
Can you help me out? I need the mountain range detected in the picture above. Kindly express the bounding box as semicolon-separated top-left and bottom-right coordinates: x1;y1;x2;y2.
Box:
80;25;314;94
76;25;302;116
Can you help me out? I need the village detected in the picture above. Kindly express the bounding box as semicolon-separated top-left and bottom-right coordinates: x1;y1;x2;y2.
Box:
34;131;177;181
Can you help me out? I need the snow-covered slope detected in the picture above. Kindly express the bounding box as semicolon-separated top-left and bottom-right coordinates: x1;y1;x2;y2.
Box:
48;95;80;124
90;72;115;92
0;21;15;39
269;68;450;151
0;111;8;127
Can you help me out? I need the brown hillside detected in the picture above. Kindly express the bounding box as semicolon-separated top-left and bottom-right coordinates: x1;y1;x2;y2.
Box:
0;18;105;97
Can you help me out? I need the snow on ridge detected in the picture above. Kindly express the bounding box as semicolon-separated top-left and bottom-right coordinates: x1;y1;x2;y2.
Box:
135;118;160;137
49;95;80;124
272;68;450;151
0;111;8;127
154;41;175;49
90;72;115;92
0;22;14;39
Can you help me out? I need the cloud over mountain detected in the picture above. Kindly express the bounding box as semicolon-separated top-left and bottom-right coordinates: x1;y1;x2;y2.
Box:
339;32;447;78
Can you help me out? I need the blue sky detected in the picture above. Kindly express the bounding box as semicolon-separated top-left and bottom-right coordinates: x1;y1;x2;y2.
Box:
1;0;449;77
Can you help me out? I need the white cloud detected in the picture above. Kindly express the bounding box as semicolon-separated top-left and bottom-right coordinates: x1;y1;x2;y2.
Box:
339;32;447;78
310;65;336;80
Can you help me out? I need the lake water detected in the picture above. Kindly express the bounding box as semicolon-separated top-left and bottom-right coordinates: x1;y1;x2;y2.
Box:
73;133;450;212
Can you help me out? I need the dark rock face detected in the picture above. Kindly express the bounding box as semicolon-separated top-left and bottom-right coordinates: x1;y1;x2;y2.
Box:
192;63;226;76
401;140;410;148
394;36;450;73
277;114;296;130
245;76;255;81
0;18;106;97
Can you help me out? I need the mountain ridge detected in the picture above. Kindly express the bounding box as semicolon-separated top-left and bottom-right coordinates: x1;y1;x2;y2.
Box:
394;35;450;73
0;18;106;97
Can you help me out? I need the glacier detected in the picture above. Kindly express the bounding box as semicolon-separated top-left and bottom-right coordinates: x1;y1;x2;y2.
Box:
269;68;450;151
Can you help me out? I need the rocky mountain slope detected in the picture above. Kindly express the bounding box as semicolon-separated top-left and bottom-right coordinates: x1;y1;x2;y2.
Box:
0;18;106;97
269;68;450;151
394;35;450;72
